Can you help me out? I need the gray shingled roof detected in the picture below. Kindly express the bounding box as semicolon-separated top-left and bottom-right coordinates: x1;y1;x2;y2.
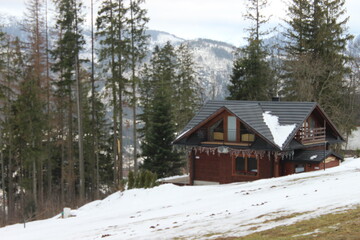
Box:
174;100;318;150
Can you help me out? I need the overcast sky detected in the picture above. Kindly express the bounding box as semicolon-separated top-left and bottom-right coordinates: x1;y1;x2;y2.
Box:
0;0;359;46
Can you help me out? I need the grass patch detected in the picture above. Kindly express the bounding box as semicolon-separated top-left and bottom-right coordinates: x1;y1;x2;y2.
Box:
217;205;360;240
262;211;312;224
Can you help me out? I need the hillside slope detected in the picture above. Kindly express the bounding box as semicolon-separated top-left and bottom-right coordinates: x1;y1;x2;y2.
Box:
1;158;360;240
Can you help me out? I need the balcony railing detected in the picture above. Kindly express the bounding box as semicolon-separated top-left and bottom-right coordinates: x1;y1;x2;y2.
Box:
297;127;325;144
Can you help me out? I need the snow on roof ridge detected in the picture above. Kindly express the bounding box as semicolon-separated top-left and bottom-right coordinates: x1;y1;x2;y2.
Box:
262;111;296;149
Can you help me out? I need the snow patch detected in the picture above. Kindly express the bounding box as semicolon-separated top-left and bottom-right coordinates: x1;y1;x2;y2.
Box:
263;111;296;149
2;158;360;240
310;155;318;160
159;174;189;182
174;129;190;141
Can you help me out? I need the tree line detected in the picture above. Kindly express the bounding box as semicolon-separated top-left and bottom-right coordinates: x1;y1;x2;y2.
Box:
228;0;358;137
0;0;200;226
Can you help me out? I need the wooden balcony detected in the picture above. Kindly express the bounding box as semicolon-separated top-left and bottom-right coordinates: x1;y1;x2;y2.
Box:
297;127;325;144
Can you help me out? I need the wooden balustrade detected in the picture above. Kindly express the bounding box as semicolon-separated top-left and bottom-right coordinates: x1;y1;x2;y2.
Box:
297;127;325;144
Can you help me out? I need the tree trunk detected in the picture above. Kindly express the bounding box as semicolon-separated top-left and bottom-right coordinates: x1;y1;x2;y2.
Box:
90;0;97;200
1;150;6;226
45;0;52;200
130;0;138;173
67;89;75;205
74;0;85;203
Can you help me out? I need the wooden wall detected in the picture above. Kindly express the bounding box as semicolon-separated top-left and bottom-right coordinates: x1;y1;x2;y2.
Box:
282;158;340;175
190;150;274;184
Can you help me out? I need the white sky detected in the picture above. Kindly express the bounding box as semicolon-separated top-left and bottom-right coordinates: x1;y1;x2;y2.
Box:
0;0;359;46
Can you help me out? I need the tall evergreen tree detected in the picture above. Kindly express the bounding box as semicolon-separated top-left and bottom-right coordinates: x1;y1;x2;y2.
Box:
1;36;25;224
141;88;181;178
227;0;274;101
12;65;45;219
0;27;8;226
139;43;182;178
22;0;48;210
283;0;353;133
127;0;149;173
174;43;201;131
52;0;86;204
96;0;128;186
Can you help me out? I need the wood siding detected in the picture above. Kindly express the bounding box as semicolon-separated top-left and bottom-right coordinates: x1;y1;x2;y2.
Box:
283;158;340;175
190;151;274;184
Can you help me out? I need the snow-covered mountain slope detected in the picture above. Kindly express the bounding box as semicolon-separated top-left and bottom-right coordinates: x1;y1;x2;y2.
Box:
1;158;360;240
147;30;235;100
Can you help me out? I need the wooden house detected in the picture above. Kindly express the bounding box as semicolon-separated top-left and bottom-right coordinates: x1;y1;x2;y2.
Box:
173;100;344;185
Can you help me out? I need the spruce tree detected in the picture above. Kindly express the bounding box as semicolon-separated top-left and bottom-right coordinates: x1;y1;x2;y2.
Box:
141;87;181;178
52;0;86;204
97;0;128;185
23;0;48;210
174;43;201;131
127;0;149;173
139;43;182;178
227;0;274;101
283;0;353;133
12;66;45;218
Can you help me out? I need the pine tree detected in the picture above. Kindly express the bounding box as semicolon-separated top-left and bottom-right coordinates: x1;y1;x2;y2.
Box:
52;0;86;204
1;36;25;224
141;87;181;178
283;0;353;133
96;0;128;186
12;65;45;218
139;43;182;178
174;43;201;131
0;27;8;226
22;0;48;210
227;0;274;101
127;0;149;173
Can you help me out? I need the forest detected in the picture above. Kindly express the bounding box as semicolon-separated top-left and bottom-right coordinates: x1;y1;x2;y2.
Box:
0;0;359;227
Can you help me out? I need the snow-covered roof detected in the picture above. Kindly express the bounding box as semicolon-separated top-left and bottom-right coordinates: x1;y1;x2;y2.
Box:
262;111;296;149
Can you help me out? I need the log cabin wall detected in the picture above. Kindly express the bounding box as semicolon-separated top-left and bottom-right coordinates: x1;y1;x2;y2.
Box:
282;158;340;175
190;151;275;184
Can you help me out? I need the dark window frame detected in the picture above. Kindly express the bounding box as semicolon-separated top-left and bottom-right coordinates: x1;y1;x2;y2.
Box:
233;156;258;176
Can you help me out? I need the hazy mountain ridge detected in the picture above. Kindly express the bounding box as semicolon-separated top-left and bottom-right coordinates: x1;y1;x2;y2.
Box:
147;30;235;100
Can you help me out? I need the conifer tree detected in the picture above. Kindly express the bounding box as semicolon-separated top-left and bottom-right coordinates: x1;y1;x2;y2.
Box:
52;0;86;204
127;0;149;173
139;43;182;178
0;27;8;226
141;86;181;178
23;0;48;210
174;43;201;131
97;0;128;185
283;0;353;132
1;36;25;224
227;0;274;101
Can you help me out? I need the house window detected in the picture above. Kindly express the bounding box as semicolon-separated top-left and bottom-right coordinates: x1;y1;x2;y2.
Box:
295;164;305;173
240;123;255;142
227;116;237;141
234;157;258;175
210;119;224;141
235;157;245;172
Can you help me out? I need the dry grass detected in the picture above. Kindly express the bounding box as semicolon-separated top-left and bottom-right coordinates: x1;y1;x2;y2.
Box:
215;205;360;240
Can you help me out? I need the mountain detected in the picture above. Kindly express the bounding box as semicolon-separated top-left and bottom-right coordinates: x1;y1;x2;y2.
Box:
1;157;359;239
147;30;235;100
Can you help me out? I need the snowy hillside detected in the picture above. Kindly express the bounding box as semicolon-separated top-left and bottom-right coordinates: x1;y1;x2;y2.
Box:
1;157;360;240
147;30;235;100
